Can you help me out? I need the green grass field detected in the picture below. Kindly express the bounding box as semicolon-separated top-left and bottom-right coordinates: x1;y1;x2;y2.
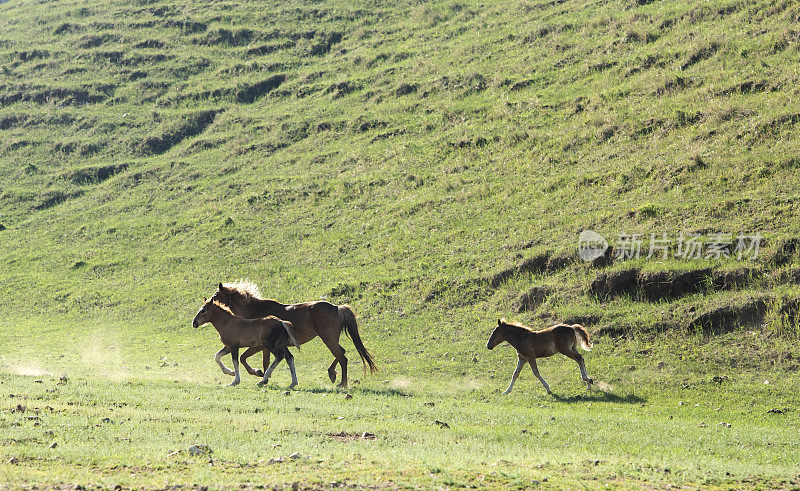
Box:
2;331;799;488
2;0;800;487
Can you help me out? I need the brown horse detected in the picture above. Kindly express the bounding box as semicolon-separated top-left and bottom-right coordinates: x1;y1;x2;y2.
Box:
487;318;593;394
211;281;377;388
192;298;300;388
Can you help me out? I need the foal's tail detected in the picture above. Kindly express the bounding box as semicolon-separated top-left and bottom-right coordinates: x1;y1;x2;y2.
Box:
572;324;592;351
282;320;300;349
338;305;378;376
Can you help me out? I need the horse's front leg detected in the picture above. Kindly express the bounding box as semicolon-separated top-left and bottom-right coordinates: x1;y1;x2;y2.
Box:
240;346;263;377
502;355;527;395
215;347;234;376
229;346;241;386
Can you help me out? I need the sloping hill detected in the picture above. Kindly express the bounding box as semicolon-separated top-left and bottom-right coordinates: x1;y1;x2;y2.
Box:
1;0;800;358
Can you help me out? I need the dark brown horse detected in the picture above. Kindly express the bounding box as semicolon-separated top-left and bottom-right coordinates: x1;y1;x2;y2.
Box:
487;318;593;394
192;299;300;388
211;280;377;388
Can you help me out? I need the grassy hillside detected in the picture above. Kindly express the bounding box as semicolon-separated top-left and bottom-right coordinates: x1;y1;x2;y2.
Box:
1;0;800;487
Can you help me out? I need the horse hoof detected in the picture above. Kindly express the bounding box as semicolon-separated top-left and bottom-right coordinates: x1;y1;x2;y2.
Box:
336;382;348;389
255;370;264;377
228;380;240;387
328;370;337;383
256;381;266;387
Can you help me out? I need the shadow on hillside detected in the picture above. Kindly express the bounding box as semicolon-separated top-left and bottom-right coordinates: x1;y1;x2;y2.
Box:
551;390;645;404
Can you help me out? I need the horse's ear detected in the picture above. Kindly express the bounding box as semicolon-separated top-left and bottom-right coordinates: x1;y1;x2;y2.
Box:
203;297;207;302
497;319;502;326
218;283;224;291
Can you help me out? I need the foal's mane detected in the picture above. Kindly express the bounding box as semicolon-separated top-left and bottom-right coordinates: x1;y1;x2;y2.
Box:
500;318;535;334
209;299;234;315
222;279;264;305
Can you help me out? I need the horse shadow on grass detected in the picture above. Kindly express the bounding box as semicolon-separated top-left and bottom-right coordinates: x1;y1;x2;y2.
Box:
550;390;645;404
290;386;412;398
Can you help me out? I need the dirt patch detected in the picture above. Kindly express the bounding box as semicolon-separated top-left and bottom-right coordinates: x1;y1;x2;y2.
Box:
0;87;106;106
562;314;601;326
34;190;85;210
515;286;552;313
54;22;82;35
593;267;754;303
681;42;720;70
590;268;639;300
325;80;360;99
588;246;614;268
15;50;50;62
687;296;769;335
162;18;207;34
134;39;165;49
395;83;419;96
712;267;756;290
308;32;343;56
637;268;711;302
77;33;119;49
776;297;800;326
490;252;550;287
247;41;293;56
546;253;575;272
198;28;256;47
136;110;220;155
237;75;286;103
326;432;376;442
64;163;129;185
424;277;493;307
0;115;26;130
769;238;799;267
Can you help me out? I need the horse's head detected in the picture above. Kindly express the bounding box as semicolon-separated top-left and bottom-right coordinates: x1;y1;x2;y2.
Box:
192;298;214;328
487;319;507;350
210;282;234;308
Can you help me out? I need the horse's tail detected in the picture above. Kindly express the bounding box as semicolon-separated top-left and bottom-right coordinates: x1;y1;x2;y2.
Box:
338;305;378;376
572;324;592;351
282;320;300;349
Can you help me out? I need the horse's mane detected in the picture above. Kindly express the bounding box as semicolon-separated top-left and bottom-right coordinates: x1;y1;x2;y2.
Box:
500;318;535;334
210;299;234;315
222;279;264;305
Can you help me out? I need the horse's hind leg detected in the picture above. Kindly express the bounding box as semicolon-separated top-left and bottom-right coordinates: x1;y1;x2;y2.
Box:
327;359;338;384
283;347;298;389
569;347;593;389
320;333;348;388
257;350;285;387
502;355;527;395
215;347;234;376
262;350;270;379
239;346;263;377
527;357;551;394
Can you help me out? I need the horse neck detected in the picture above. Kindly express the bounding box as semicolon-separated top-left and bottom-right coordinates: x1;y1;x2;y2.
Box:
208;307;237;335
245;297;286;315
502;326;528;350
